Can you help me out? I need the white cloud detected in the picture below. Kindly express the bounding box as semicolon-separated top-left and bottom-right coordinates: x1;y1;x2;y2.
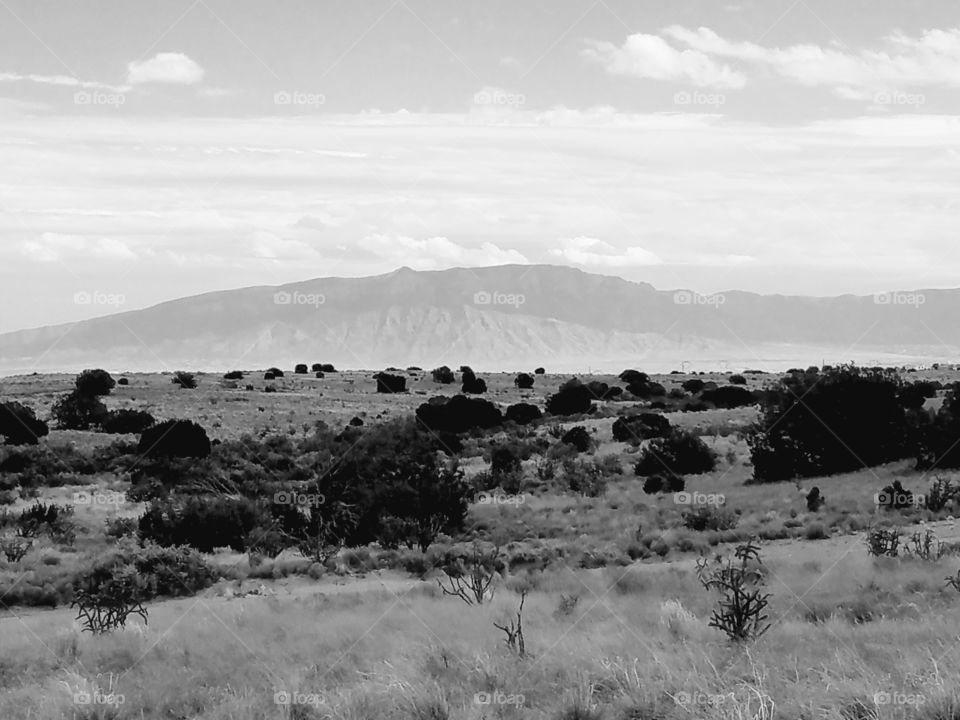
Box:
0;71;128;93
21;233;137;262
358;235;528;269
550;237;662;267
127;53;204;85
582;33;747;88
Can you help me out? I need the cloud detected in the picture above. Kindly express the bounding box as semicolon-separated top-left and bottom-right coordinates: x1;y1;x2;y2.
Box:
661;25;960;97
127;53;204;85
0;71;128;93
21;233;137;262
550;237;662;267
582;33;747;88
357;235;529;269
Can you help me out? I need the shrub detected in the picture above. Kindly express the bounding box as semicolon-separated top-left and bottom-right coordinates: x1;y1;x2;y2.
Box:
117;378;129;386
415;395;503;434
374;372;407;393
634;429;716;478
682;379;706;393
619;369;648;385
546;378;594;416
491;446;522;477
701;385;757;409
585;380;620;400
75;369;115;397
876;479;914;510
917;384;960;469
748;365;909;482
51;390;108;430
866;527;900;557
562;458;607;497
505;403;541;425
461;368;487;394
514;373;535;390
267;367;285;377
534;367;545;375
172;371;197;389
0;402;49;445
319;364;336;373
805;486;825;511
101;409;156;435
224;370;244;380
138;496;261;552
696;540;771;641
138;419;211;459
612;413;671;443
561;426;593;453
729;374;747;385
683;505;738;531
431;366;455;384
294;364;308;374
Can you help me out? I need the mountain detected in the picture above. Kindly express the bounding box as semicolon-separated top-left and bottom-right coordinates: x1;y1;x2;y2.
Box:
0;264;957;374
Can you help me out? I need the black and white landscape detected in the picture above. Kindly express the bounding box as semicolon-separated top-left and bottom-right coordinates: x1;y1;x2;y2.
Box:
2;2;960;719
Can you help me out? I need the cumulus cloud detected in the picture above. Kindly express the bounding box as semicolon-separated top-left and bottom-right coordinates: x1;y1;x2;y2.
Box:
550;237;662;267
127;53;204;85
582;33;747;88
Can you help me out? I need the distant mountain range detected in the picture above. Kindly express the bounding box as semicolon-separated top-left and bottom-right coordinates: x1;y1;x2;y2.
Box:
1;265;957;375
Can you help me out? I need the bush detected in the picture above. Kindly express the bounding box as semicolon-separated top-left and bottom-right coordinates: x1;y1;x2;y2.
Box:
138;420;211;459
534;367;545;375
172;371;197;389
51;390;108;430
917;384;960;469
806;486;825;511
619;369;648;385
696;540;770;641
224;371;244;380
374;372;407;393
101;409;156;435
561;426;593;453
319;364;336;373
75;369;115;397
461;368;487;394
682;379;706;394
117;378;129;386
612;413;671;443
431;366;455;384
683;505;739;531
138;496;262;552
748;365;910;482
505;403;542;426
729;374;747;385
546;378;594;416
267;367;285;377
562;458;607;497
0;402;49;445
416;395;503;434
514;373;535;390
700;385;757;409
634;429;716;478
294;364;308;374
491;446;522;477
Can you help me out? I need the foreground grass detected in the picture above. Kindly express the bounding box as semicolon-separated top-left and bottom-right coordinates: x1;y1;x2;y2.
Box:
3;549;960;719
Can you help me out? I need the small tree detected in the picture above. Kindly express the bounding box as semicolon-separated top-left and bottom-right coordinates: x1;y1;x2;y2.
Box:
374;372;407;393
71;556;149;633
534;367;546;375
696;540;771;642
138;420;211;459
437;542;502;605
294;364;309;374
514;373;535;390
51;390;108;430
0;402;49;445
172;371;197;389
431;366;455;384
75;369;115;397
102;409;155;435
546;378;593;416
561;426;592;453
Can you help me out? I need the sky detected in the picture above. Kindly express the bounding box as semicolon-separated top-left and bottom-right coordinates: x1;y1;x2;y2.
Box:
1;0;959;333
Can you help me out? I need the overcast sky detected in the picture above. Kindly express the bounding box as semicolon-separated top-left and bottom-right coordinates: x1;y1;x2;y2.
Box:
1;0;959;333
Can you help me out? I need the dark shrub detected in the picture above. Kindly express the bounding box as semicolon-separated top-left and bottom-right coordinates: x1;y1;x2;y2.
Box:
876;479;914;510
634;429;716;478
294;364;309;374
349;416;364;427
319;364;336;373
534;367;545;375
642;475;664;494
505;403;542;426
267;367;285;377
374;372;407;393
461;368;487;394
546;378;594;416
515;373;535;390
51;390;108;430
102;409;156;435
311;363;323;372
138;496;261;552
915;384;960;469
700;385;757;409
612;413;672;443
729;374;747;385
585;380;620;400
0;402;49;445
117;378;129;386
431;366;455;384
172;371;197;389
748;365;909;482
491;446;522;477
619;370;648;385
224;371;244;380
75;369;115;397
138;420;211;459
264;372;277;380
416;395;503;434
682;379;706;394
561;426;593;453
806;487;825;511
